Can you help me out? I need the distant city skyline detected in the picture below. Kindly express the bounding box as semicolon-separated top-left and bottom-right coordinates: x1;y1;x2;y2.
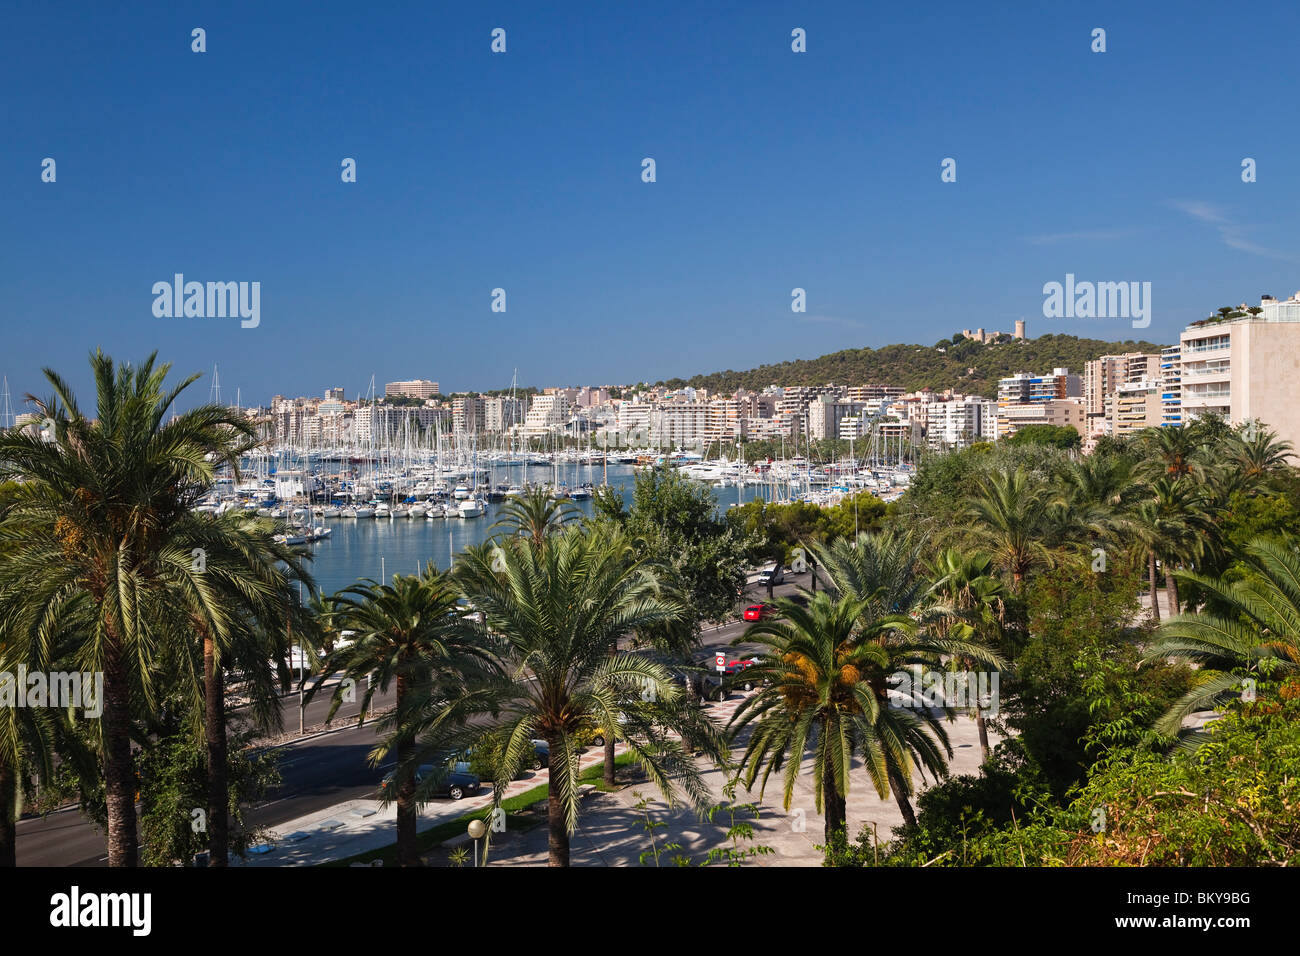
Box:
5;1;1300;408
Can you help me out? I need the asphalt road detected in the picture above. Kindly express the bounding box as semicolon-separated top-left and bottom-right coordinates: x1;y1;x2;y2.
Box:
14;569;811;866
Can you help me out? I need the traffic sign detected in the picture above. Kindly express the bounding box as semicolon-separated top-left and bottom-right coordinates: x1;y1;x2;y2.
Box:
715;652;726;673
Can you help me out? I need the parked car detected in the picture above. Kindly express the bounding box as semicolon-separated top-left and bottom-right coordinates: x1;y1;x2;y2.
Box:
379;763;481;801
743;603;776;622
757;564;785;586
529;739;549;770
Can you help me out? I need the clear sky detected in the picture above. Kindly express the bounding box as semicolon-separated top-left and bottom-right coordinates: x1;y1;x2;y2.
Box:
3;1;1299;410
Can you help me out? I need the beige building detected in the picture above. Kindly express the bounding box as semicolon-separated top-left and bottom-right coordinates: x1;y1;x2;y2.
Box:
997;398;1086;439
1084;352;1161;437
384;379;439;399
1178;293;1300;446
1108;380;1163;437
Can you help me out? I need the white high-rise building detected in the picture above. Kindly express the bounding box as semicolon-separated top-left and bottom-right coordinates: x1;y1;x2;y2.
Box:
925;398;997;450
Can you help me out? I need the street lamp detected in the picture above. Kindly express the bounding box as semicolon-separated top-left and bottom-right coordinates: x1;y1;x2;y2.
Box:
467;818;487;867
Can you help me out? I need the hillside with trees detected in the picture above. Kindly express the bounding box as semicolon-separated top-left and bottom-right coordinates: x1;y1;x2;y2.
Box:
660;332;1164;398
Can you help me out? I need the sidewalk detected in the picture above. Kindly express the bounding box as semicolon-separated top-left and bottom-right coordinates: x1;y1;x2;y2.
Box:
234;742;627;866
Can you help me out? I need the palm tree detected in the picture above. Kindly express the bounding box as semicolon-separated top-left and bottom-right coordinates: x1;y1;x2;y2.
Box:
0;352;258;866
1144;537;1300;743
809;531;1002;826
965;466;1055;591
1228;421;1294;485
1128;477;1215;619
923;548;1006;761
490;486;578;550
810;527;929;613
304;564;498;867
1135;425;1209;482
165;510;314;866
450;525;713;866
729;592;889;842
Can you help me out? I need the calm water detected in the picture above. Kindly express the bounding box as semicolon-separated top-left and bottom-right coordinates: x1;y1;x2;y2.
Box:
299;461;773;595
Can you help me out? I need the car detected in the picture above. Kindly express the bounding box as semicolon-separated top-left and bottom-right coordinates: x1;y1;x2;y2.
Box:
379;762;481;801
756;564;785;586
529;739;549;770
743;603;776;622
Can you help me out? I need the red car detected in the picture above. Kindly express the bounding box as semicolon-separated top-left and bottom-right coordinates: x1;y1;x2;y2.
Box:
743;603;775;622
725;657;760;676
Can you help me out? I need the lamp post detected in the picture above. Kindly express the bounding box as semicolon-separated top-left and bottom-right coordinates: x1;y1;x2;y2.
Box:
467;818;486;867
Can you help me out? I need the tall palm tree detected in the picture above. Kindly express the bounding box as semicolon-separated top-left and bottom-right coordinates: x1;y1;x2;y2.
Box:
0;352;258;866
490;486;578;550
810;528;929;618
304;564;498;867
163;510;314;866
965;466;1055;591
809;531;1002;826
450;525;713;866
1128;477;1215;620
1144;536;1300;743
729;592;889;842
1135;424;1209;482
923;548;1006;762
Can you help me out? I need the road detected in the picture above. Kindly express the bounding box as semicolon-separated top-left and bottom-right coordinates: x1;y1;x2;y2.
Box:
14;569;809;866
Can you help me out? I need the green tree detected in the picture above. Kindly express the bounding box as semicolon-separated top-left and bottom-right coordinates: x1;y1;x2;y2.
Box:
305;564;499;866
450;525;715;866
0;352;259;866
1145;537;1300;742
965;465;1056;591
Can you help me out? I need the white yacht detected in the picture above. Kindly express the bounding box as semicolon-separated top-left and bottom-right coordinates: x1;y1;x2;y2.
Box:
457;497;485;518
354;505;376;519
452;484;471;500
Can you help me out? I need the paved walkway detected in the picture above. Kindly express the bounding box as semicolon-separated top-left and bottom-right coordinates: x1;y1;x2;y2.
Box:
234;743;624;866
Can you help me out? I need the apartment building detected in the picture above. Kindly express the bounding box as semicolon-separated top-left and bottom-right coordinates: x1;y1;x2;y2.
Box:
996;368;1083;438
925;397;997;451
483;396;525;433
998;398;1086;438
384;379;440;399
451;394;485;434
1160;345;1182;427
807;397;866;440
1108;380;1163;437
1177;292;1300;446
517;393;571;436
1083;352;1161;437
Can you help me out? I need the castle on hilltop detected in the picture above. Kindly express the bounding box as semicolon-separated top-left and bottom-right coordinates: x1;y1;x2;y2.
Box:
961;319;1027;344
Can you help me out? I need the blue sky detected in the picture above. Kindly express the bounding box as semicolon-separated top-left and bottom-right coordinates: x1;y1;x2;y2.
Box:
3;0;1299;410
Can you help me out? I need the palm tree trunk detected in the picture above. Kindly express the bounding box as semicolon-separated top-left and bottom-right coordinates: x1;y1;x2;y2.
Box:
1148;551;1161;622
1165;571;1179;616
203;633;229;867
975;711;990;763
888;766;917;829
0;756;15;867
102;634;139;867
546;733;570;867
604;640;617;788
822;756;846;844
393;677;419;867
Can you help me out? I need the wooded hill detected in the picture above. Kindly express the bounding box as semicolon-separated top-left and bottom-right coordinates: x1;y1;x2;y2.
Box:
658;332;1165;399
